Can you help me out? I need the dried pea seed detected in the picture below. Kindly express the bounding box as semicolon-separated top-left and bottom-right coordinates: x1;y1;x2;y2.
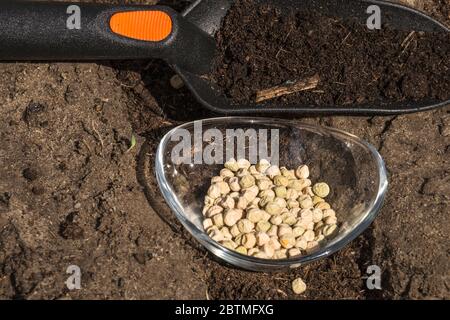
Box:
279;233;296;249
273;175;289;187
312;182;330;198
256;221;271;232
274;186;287;198
235;246;247;255
207;184;221;199
239;175;255;189
237;219;254;233
206;205;223;218
302;230;315;242
212;213;224;228
295;165;309;179
247;208;265;223
242;233;256;249
224;158;239;172
203;218;213;230
265;165;281;178
255;159;271;173
223;209;242;227
292;278;307;294
288;248;301;257
237;158;251;170
270;215;283;225
315;202;331;210
322;224;337;236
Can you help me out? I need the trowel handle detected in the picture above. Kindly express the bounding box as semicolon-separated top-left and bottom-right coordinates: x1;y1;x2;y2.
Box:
0;2;214;73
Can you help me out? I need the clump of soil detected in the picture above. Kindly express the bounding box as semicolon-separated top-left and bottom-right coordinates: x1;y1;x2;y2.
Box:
211;0;450;106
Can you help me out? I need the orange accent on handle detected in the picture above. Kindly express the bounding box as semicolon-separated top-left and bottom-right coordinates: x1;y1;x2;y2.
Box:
110;11;172;42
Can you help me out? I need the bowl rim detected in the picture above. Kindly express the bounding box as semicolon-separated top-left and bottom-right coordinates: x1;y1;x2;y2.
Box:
155;116;388;270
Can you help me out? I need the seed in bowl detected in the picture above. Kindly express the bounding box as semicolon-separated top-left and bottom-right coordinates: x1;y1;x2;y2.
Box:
202;159;339;259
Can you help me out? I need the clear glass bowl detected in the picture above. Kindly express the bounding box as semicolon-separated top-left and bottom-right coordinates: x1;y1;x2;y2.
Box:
156;117;387;271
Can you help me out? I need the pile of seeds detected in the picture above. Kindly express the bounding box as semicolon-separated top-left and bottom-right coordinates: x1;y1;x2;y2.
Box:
202;159;338;259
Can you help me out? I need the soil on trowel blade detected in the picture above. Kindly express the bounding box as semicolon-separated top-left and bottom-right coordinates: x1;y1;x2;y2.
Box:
210;0;450;107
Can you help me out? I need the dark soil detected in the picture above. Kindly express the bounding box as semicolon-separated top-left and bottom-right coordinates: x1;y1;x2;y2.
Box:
0;0;448;300
211;0;450;106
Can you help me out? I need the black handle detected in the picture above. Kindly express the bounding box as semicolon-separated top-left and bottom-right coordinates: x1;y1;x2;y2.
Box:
0;1;215;74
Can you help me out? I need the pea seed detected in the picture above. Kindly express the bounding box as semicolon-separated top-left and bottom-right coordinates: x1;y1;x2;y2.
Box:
286;188;299;200
281;167;296;179
236;196;248;210
312;208;323;223
255;159;271;173
265;165;281;178
237;158;251;170
210;230;224;242
248;165;259;175
247;208;265;223
237;219;254;233
323;209;336;218
292;278;307;294
261;243;275;258
322;224;337;236
247;248;259;256
224;158;239;172
265;202;283;215
220;168;234;178
207;184;221;199
288;248;301;257
256;231;270;246
221;240;237;250
206;205;223;218
274;250;287;259
256;178;272;191
273;175;289;187
242;186;259;202
295;239;308;250
256;221;271;232
253;252;267;259
235;246;248;255
287;200;299;209
299;196;314;209
324;216;337;225
230;224;240;237
302;230;315;242
279;233;296;249
224;209;243;227
315;202;331;210
312;195;324;205
295;165;310;179
270;215;283;225
292;226;305;238
242;233;257;249
274;186;287;198
212;213;224;228
278;225;293;237
259;189;275;199
312;182;330;198
228;177;241;192
220;196;235;209
211;176;223;184
306;241;319;253
239;175;256;189
203;218;213;230
269;237;281;250
267;225;278;237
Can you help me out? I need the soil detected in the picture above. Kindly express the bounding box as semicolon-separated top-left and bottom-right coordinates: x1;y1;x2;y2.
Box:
0;0;449;300
211;0;450;106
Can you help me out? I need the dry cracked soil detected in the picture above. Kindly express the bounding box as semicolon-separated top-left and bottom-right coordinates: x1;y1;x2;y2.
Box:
0;0;448;299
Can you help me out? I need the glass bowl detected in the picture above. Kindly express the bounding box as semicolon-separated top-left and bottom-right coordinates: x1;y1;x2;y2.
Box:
156;117;387;271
